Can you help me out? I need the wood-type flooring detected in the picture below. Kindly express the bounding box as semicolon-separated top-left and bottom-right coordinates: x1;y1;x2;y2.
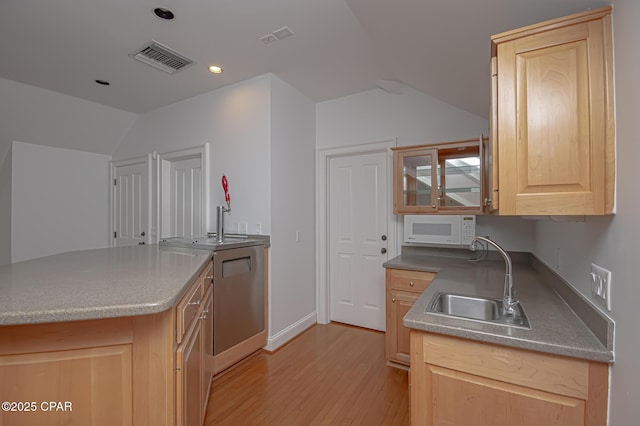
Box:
204;322;410;425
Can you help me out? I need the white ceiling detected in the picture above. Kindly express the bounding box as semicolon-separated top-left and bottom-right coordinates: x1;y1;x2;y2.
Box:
0;0;611;117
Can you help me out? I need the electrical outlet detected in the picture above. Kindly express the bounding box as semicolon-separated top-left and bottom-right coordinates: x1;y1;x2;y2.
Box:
590;263;612;311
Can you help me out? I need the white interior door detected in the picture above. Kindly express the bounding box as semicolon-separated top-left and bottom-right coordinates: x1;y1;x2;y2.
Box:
329;151;389;331
169;157;203;238
113;159;149;247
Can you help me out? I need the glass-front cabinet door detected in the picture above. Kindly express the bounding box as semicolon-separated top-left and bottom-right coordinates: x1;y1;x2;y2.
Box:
393;138;485;214
396;147;438;212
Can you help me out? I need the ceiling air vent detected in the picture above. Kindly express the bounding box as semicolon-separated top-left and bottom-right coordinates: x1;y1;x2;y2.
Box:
129;41;195;74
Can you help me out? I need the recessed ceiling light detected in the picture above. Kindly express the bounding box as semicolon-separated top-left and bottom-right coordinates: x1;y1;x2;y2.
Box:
154;7;175;20
208;65;223;74
95;79;110;86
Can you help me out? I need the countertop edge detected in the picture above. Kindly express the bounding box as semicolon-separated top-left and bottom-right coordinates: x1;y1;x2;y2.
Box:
403;318;613;363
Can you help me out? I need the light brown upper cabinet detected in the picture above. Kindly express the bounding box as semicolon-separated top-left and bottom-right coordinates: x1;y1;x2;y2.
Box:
393;138;486;215
490;6;615;215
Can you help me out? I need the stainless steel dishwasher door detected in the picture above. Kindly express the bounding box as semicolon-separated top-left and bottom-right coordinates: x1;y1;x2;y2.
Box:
213;244;264;355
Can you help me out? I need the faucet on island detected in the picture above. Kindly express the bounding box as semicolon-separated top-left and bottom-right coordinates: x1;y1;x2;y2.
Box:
469;236;518;316
215;205;231;243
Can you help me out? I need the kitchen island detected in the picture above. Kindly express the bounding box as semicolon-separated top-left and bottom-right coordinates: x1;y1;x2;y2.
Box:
0;245;214;426
384;247;614;425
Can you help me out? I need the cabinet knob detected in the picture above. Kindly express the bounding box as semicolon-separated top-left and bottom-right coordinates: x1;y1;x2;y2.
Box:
409;282;414;287
381;235;387;241
140;231;146;237
392;297;396;303
432;204;436;208
381;248;387;254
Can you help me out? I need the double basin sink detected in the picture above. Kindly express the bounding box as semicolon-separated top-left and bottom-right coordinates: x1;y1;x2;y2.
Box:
427;292;531;329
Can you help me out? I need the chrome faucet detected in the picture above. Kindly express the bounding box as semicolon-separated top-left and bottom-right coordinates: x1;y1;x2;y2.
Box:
470;236;518;315
215;205;231;243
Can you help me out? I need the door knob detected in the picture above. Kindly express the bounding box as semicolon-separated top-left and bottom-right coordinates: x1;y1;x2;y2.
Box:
381;235;387;241
381;248;387;254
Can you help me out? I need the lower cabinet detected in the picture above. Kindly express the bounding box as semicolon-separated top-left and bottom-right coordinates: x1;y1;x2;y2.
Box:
386;290;419;366
176;319;203;426
385;268;435;367
175;261;214;426
410;330;609;426
0;345;132;426
0;259;215;426
201;285;214;420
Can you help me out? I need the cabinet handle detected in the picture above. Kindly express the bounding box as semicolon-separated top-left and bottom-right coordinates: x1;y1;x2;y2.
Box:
200;309;209;320
188;300;201;306
409;282;414;287
392;297;396;303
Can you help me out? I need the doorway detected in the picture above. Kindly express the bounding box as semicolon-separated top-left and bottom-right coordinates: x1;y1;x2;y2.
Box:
317;140;396;330
158;144;210;239
110;156;151;247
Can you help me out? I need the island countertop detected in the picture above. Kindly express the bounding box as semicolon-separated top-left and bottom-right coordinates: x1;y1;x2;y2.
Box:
384;250;614;363
0;244;214;325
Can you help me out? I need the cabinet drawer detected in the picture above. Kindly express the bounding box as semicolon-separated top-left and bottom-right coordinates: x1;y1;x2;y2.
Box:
388;269;436;293
421;333;589;400
176;279;203;344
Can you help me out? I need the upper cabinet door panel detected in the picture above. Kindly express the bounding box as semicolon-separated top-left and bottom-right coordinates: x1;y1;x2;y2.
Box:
516;37;592;193
493;7;614;216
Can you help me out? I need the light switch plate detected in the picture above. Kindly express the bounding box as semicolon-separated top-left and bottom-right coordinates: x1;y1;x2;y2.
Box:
591;263;612;311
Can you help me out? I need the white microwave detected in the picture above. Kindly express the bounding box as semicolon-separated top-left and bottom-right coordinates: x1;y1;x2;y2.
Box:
404;215;476;246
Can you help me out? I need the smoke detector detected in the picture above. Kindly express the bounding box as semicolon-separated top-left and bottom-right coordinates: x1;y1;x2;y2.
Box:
129;41;195;74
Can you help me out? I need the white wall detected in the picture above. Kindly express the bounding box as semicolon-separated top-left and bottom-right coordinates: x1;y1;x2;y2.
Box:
0;77;137;167
0;146;12;266
11;141;111;263
317;85;489;150
269;75;317;339
476;216;535;252
114;75;272;235
114;74;318;348
534;2;640;423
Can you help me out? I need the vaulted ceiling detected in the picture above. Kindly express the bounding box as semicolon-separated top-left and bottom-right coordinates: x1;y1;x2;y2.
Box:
0;0;611;117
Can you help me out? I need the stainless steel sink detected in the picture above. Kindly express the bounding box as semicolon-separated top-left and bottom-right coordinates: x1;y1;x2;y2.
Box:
427;292;531;329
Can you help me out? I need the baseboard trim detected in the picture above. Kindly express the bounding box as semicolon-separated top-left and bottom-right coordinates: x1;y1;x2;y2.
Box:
264;312;317;352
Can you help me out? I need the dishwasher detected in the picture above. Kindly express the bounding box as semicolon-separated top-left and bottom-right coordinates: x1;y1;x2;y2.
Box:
213;243;264;355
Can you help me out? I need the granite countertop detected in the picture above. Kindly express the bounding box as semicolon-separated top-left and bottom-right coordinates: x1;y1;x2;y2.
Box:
0;244;213;326
384;250;614;363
